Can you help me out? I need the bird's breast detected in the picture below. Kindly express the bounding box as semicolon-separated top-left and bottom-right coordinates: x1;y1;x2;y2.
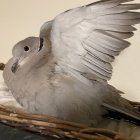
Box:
4;66;107;124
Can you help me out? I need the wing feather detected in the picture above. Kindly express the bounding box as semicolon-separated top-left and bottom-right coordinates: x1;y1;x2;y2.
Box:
40;0;140;81
106;31;134;39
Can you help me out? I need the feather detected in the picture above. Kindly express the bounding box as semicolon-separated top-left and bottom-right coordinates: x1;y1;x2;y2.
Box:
90;30;130;51
83;60;111;80
87;0;134;10
100;4;140;15
103;103;140;124
98;18;140;26
106;31;134;39
98;12;140;20
96;24;137;32
84;43;115;63
84;53;112;72
83;39;120;56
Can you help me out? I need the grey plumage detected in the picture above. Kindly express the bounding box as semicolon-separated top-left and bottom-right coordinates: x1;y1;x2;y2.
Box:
3;0;140;128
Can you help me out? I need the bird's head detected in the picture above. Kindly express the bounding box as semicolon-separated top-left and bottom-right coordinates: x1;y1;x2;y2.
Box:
10;37;50;74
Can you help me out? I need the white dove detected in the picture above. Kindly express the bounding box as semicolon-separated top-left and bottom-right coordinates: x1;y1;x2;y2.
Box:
3;0;140;127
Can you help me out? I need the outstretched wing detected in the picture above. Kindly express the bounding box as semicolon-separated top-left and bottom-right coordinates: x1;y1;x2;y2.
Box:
40;0;140;81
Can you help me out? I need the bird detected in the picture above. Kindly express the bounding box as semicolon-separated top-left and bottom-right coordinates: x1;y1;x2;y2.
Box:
3;0;140;128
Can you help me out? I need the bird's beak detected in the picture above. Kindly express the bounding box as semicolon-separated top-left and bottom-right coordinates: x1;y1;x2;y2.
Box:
38;38;44;52
11;59;19;73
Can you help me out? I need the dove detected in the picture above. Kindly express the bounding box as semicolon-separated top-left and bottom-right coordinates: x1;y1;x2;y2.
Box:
3;0;140;127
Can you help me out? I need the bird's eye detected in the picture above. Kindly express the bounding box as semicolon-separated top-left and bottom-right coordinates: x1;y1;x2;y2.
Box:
24;46;30;52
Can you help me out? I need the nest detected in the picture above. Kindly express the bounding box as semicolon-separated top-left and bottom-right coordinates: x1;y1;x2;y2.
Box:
0;105;138;140
0;62;139;140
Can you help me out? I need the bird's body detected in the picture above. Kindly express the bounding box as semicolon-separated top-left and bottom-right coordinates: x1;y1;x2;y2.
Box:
4;52;107;124
3;50;139;125
3;0;140;127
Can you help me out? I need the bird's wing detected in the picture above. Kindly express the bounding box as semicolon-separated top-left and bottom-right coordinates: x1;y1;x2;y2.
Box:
102;102;140;125
40;0;140;81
